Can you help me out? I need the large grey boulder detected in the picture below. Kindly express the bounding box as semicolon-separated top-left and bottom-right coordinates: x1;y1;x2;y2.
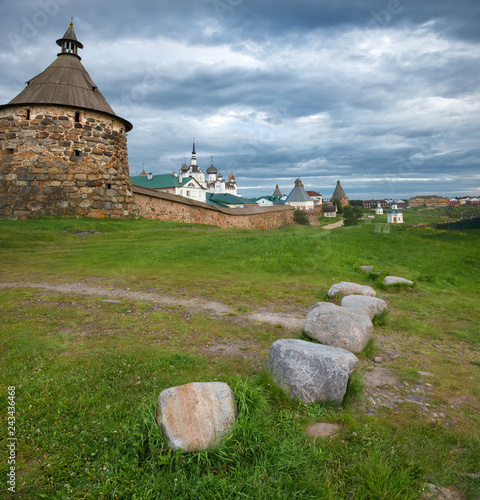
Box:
156;382;237;452
340;295;387;319
268;339;358;404
383;276;413;286
304;302;373;353
327;281;376;298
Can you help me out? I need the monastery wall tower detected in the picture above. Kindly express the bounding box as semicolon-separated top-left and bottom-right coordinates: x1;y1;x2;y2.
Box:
0;22;138;219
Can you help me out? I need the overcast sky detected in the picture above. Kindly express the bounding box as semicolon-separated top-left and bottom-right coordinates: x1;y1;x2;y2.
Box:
1;0;479;199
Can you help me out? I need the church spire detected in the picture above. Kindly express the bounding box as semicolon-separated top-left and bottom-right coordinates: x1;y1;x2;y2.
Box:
56;19;84;60
190;137;197;167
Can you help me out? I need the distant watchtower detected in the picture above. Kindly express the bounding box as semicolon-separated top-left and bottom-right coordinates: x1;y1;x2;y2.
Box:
331;180;349;207
0;21;138;219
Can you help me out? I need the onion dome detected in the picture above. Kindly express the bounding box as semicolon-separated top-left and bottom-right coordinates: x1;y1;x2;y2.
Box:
207;156;218;174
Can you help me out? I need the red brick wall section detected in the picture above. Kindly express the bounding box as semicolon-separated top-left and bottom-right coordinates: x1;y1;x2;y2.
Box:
135;192;296;229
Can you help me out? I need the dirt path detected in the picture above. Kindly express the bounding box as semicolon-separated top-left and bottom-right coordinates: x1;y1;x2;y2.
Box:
321;219;344;230
2;279;479;436
0;281;306;331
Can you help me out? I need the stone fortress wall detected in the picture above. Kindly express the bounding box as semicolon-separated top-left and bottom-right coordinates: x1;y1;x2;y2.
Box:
0;105;138;219
133;185;296;230
133;186;325;229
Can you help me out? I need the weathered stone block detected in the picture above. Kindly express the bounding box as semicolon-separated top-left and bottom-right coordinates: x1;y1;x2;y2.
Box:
327;282;376;298
156;382;237;452
304;302;373;353
383;276;414;286
341;295;387;319
268;339;358;404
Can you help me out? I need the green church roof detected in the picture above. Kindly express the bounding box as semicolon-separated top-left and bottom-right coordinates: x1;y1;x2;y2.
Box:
206;192;256;207
130;174;203;189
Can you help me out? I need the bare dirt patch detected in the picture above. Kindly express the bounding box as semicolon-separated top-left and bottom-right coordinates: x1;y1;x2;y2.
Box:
0;281;304;331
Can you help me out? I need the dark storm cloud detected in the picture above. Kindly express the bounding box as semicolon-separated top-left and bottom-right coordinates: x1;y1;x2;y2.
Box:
1;0;479;198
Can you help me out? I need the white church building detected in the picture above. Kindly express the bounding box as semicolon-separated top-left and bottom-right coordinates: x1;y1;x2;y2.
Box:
130;140;241;203
180;140;239;196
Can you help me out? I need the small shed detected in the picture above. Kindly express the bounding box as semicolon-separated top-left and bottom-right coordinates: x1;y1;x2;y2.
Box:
323;205;337;217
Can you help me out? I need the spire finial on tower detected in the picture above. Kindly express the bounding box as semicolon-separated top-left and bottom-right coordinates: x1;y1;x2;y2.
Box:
190;139;197;167
56;19;84;59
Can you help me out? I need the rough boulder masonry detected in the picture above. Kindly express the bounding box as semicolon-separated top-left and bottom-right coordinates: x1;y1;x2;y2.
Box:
0;22;138;219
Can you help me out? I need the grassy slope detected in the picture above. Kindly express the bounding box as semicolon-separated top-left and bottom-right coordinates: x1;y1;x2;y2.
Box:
0;214;479;499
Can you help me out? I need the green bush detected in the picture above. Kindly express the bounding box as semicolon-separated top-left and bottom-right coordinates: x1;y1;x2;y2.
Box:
293;209;310;225
343;205;361;226
333;198;344;214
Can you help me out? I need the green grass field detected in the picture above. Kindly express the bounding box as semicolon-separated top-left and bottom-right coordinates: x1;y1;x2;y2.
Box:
1;212;479;499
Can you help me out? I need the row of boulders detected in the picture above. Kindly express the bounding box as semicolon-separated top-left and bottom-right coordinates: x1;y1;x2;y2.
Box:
155;273;413;452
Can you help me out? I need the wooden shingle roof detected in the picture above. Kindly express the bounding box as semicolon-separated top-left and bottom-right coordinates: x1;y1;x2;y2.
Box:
1;23;132;132
286;179;313;202
331;180;347;200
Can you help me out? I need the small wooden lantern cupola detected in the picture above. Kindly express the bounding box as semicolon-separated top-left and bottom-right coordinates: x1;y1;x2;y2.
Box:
56;19;84;60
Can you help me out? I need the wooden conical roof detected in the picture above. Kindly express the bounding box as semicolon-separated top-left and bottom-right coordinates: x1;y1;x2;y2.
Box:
273;184;282;196
1;22;132;132
332;180;347;200
287;179;312;202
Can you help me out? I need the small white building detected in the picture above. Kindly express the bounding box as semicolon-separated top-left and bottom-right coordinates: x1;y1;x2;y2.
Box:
306;191;323;205
130;173;206;203
387;209;403;224
255;198;274;206
323;205;337;217
375;202;383;215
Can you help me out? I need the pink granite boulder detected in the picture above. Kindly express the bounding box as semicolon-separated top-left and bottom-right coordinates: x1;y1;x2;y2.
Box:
156;382;237;452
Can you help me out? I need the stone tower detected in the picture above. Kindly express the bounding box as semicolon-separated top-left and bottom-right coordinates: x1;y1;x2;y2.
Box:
0;22;138;219
331;180;349;207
